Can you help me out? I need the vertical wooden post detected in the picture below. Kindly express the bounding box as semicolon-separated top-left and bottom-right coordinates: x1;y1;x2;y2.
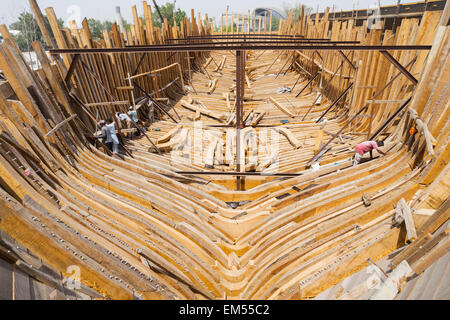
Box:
264;12;267;33
225;7;229;33
367;102;374;139
269;10;273;34
29;0;56;49
248;10;251;34
127;73;136;110
231;11;234;34
258;15;262;33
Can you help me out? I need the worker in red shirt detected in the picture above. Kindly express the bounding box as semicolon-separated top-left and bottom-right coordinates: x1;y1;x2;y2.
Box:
353;140;387;166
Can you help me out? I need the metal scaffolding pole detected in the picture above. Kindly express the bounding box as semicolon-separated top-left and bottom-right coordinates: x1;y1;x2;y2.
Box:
235;50;245;191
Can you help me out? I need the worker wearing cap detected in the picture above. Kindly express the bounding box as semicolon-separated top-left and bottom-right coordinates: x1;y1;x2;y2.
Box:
128;106;139;123
128;106;145;136
105;118;119;153
353;140;387;166
116;111;131;128
96;119;119;153
96;120;108;145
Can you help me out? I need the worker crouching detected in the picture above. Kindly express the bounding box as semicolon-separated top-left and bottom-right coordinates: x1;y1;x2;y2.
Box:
353;140;387;166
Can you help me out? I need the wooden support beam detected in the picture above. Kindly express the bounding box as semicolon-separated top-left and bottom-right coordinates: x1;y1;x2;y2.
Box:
180;100;226;121
367;99;407;103
313;129;324;154
115;86;134;91
125;62;179;80
408;108;436;156
412;235;450;275
45;114;77;137
276;127;302;149
208;78;218;94
246;62;271;72
406;223;449;266
204;57;213;69
251;112;265;126
0;81;15;99
310;57;417;165
29;0;56;49
417;197;450;237
301;94;322;121
269;96;295;118
85;101;130;107
357;85;378;89
293;61;312;77
397;198;417;241
245;73;252;89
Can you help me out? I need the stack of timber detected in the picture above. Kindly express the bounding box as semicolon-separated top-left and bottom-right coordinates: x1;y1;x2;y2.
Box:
0;0;448;300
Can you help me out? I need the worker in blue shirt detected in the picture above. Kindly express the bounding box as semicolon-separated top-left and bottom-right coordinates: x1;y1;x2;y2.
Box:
128;106;146;136
128;106;139;123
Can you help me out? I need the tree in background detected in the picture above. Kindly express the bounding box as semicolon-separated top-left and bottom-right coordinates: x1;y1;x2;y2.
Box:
203;17;213;29
151;2;186;28
87;18;114;39
281;1;313;20
121;18;131;32
9;11;64;52
271;16;280;32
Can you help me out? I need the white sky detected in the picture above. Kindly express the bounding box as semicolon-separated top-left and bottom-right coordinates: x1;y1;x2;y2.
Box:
1;0;403;28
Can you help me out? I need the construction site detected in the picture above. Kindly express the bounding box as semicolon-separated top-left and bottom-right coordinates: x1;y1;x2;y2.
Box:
0;0;448;301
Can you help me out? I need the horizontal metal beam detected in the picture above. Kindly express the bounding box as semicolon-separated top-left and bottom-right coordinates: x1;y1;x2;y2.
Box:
311;0;446;20
50;45;432;55
171;36;312;41
128;40;362;47
176;171;303;177
185;34;307;38
171;37;328;41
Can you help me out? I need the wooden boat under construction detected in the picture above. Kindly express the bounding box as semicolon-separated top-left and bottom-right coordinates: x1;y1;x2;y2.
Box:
0;0;448;300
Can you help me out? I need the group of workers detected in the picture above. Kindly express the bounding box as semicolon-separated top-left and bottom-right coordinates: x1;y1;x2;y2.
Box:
95;106;145;154
114;107;140;129
94;102;387;163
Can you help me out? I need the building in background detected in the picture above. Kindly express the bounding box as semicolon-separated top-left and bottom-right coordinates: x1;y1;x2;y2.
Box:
220;7;285;32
